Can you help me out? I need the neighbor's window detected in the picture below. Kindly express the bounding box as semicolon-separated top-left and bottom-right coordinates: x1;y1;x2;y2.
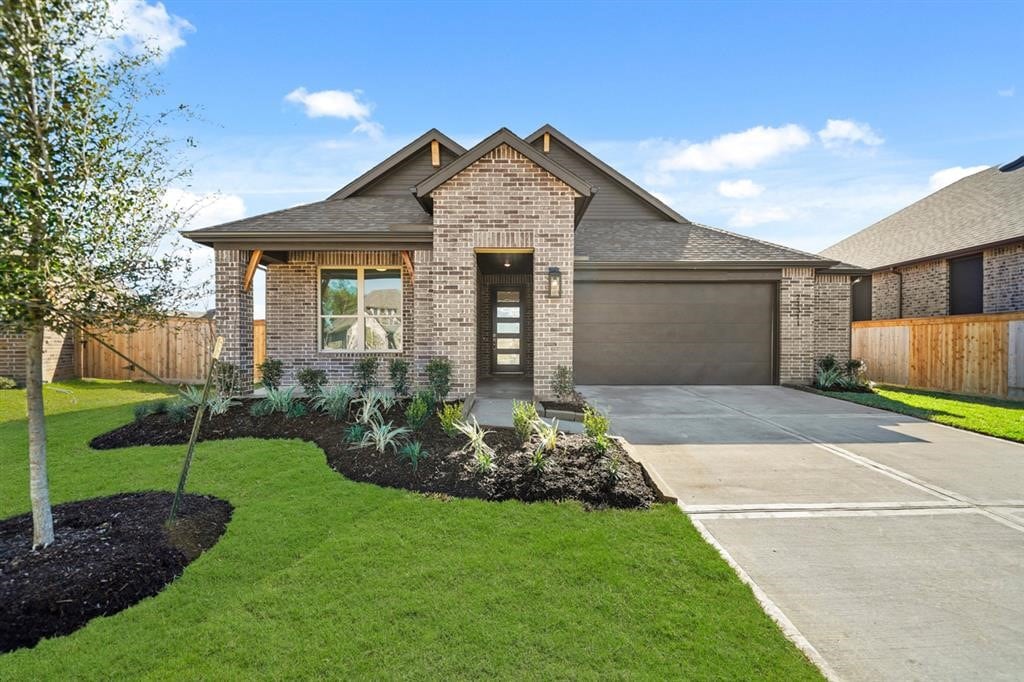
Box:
320;267;402;351
948;254;983;315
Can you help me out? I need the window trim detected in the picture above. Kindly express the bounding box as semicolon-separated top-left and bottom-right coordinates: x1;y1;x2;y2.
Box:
317;265;403;353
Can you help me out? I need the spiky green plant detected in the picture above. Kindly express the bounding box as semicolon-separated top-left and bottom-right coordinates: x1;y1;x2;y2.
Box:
207;393;240;418
344;423;367;444
250;386;300;418
532;417;559;455
399;441;429;471
353;391;385;426
133;403;151;422
167;400;192;424
314;384;354;420
357;420;410;454
179;385;207;409
511;400;538;443
454;416;496;473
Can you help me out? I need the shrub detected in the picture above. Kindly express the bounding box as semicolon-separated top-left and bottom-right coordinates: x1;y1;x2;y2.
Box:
550;365;575;402
0;376;17;389
207;393;240;417
151;400;169;415
179;385;208;409
167;399;192;424
214;361;241;395
437;402;462;437
426;357;452;400
357;420;410;454
511;400;538;443
389;358;410;397
344;423;367;444
250;386;302;418
314;384;354;420
532;417;559;456
582;406;610;440
133;404;151;422
603;450;622;483
816;354;839;373
454;416;495;473
815;355;870;392
399;441;428;471
258;358;283;390
355;356;379;394
593;433;611;455
296;367;328;397
405;391;432;430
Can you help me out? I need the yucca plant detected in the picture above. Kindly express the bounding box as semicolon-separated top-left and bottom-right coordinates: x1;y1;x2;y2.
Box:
511;400;538;443
344;423;367;444
437;402;462;437
207;393;240;418
250;386;300;417
532;417;559;454
353;391;384;426
133;403;151;422
357;420;410;454
179;385;208;409
314;384;355;420
399;441;429;471
167;399;192;424
454;416;496;473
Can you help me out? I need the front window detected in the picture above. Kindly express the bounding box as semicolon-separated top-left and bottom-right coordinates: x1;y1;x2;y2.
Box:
320;267;402;351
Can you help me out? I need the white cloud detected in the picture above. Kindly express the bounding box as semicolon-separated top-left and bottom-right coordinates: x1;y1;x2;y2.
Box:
928;165;989;192
728;206;793;228
103;0;194;63
659;124;811;172
163;188;246;227
717;179;764;198
352;120;385;141
284;87;383;138
818;119;884;149
998;87;1015;97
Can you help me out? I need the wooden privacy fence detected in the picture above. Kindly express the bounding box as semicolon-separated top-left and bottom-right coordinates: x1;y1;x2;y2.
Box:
79;317;266;384
851;312;1024;400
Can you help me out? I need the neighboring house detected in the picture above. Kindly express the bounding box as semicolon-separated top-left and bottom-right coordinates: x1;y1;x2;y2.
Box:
184;125;858;398
821;156;1024;321
0;328;76;384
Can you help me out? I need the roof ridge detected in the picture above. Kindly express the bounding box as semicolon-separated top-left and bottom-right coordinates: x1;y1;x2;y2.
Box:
690;221;832;261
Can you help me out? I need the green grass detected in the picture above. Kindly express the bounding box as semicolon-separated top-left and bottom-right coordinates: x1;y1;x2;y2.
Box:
0;380;820;680
825;385;1024;443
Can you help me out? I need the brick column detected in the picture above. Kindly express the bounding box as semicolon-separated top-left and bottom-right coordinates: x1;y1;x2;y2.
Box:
779;267;816;384
814;274;852;365
215;249;254;393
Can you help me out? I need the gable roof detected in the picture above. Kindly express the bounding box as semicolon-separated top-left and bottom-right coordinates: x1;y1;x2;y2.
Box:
576;219;838;266
328;129;466;200
525;124;689;224
414;128;593;198
821;159;1024;270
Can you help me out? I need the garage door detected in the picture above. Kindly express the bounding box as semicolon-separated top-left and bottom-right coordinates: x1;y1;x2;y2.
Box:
574;281;776;385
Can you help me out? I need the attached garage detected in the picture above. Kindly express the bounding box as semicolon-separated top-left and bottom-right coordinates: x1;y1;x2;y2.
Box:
573;280;777;385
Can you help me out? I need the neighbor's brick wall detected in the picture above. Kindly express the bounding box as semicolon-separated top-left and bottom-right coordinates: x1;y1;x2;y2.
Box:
215;249;254;393
264;250;417;387
814;274;852;365
983;241;1024;313
899;258;948;318
477;272;534;377
779;268;816;383
871;271;901;320
431;143;576;399
0;328;75;385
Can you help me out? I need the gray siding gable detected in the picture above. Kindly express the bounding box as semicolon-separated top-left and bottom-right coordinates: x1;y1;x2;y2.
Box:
355;145;460;197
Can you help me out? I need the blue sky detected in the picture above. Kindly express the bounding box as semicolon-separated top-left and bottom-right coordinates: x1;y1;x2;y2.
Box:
122;0;1023;313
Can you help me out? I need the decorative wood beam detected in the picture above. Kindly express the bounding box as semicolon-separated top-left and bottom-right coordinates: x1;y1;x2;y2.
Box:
430;140;441;167
242;249;263;292
401;250;415;283
543;132;550;153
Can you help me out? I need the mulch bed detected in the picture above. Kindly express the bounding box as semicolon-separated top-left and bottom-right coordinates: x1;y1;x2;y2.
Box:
0;491;231;654
92;400;655;510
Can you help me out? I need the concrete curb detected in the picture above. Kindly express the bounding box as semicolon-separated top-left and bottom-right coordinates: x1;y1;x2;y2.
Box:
614;437;678;503
540;406;584;422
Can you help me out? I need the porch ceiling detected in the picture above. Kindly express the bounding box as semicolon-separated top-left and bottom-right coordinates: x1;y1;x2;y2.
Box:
477;252;532;275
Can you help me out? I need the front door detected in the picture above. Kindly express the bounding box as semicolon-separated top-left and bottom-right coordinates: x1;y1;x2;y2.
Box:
492;288;523;373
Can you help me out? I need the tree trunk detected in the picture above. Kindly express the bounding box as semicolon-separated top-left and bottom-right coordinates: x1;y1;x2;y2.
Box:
25;321;54;549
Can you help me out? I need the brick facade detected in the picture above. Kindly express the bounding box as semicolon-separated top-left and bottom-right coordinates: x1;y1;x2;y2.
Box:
900;259;948;318
984;241;1024;313
215;249;254;393
814;274;852;366
778;268;816;383
871;271;901;319
430;143;576;399
0;328;76;386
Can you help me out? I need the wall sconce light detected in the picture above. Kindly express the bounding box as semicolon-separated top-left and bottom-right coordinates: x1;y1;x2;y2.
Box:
547;266;562;298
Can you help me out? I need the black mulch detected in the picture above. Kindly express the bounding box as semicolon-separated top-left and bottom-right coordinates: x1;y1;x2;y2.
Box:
91;401;655;510
0;492;232;654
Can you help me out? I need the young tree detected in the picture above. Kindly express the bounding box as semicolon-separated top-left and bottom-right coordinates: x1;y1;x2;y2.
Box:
0;0;202;547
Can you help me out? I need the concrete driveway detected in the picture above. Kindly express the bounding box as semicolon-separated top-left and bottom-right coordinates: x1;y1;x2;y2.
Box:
581;385;1024;682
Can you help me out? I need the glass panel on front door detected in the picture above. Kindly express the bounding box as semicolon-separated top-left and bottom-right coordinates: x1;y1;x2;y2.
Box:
493;288;523;373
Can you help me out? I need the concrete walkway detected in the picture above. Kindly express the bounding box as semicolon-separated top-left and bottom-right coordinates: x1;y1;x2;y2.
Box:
470;397;584;433
580;385;1024;682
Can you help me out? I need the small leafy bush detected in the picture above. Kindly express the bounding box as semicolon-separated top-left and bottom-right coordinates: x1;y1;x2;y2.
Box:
593;433;611;455
296;367;328;397
358;420;410;454
314;384;354;420
454;416;495;473
250;386;302;418
0;376;17;389
213;361;241;396
405;391;433;430
426;357;452;400
603;450;622;483
511;400;538;443
582;406;610;440
389;358;410;397
167;400;192;424
355;356;379;394
550;365;576;402
207;393;240;417
258;358;283;390
344;423;367;444
437;402;462;437
399;441;428;471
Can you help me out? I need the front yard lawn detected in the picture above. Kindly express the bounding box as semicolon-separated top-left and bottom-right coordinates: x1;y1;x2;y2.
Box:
825;385;1024;443
0;380;820;679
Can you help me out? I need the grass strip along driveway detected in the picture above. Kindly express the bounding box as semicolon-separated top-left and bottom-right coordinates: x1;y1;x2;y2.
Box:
0;381;819;680
825;385;1024;443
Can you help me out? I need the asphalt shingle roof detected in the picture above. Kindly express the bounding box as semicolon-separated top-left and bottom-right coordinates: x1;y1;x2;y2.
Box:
575;219;834;263
186;196;431;234
820;162;1024;270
